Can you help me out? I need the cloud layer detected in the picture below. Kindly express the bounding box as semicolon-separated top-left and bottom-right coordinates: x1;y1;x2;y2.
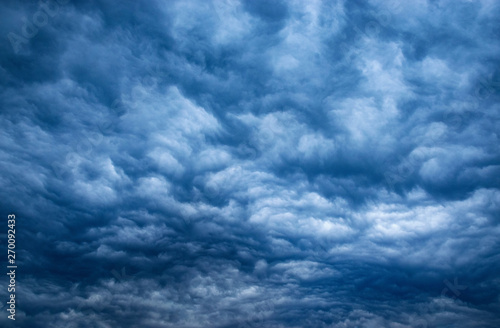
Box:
1;0;499;327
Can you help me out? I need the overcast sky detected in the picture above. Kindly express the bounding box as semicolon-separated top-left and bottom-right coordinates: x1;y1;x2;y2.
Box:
1;0;500;327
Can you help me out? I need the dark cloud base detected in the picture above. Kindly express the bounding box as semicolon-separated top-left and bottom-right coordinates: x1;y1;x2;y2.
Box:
1;0;500;327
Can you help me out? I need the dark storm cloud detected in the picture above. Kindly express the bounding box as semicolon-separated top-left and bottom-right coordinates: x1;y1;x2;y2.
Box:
0;0;499;327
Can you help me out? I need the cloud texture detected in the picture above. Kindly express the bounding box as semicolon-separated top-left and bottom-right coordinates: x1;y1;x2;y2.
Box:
0;0;500;327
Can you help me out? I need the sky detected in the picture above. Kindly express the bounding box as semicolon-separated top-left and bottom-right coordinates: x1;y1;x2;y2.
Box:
0;0;500;327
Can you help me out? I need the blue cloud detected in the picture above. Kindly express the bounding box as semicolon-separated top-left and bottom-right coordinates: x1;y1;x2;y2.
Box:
0;0;499;327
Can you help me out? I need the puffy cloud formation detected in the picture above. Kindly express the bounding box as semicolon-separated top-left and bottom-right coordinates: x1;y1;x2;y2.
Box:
0;0;499;327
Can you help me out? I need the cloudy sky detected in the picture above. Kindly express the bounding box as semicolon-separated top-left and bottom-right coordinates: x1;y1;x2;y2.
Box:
1;0;500;327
